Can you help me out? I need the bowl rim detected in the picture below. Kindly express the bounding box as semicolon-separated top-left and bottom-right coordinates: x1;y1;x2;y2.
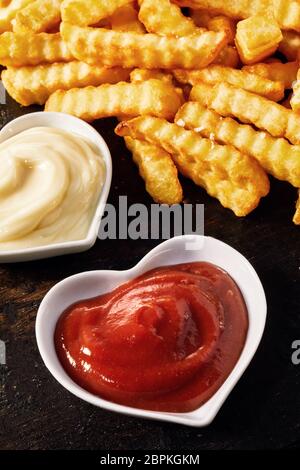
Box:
0;111;112;261
35;234;267;427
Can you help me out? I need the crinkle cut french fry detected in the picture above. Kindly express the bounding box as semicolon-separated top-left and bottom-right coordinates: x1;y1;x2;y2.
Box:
235;15;282;65
124;137;183;205
138;0;202;36
1;62;131;106
242;62;298;89
273;0;300;33
190;82;300;145
0;0;32;32
12;0;62;33
0;32;73;66
45;79;183;121
61;0;134;26
175;102;300;187
61;22;227;69
173;66;285;101
115;116;269;217
110;4;145;33
293;191;300;225
172;0;271;20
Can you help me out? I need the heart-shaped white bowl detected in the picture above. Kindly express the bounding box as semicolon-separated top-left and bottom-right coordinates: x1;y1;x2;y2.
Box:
36;235;267;427
0;112;112;263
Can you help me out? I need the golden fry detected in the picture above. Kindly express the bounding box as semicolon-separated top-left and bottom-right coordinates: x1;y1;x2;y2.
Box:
61;0;133;26
0;0;32;32
115;116;269;217
0;32;73;66
176;102;300;187
138;0;201;36
173;66;285;101
242;61;298;89
61;22;227;69
110;4;145;33
12;0;62;33
1;62;131;106
293;191;300;225
124;137;183;204
172;0;271;20
190;81;300;145
278;31;300;60
235;15;282;64
45;79;183;121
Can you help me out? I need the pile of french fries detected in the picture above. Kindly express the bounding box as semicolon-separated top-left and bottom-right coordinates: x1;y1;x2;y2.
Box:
1;0;300;222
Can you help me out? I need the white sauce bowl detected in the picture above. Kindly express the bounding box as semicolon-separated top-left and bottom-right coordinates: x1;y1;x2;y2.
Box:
0;112;112;262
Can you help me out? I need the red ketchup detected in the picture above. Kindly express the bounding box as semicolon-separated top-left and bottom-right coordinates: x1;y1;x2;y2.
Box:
55;262;248;412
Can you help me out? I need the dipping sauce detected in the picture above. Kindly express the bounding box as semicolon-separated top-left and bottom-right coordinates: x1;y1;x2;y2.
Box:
55;262;248;413
0;127;105;250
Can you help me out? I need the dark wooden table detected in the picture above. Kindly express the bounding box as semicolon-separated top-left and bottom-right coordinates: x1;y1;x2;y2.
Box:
0;96;300;451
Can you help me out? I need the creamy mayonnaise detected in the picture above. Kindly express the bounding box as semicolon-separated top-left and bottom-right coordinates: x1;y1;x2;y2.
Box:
0;127;105;250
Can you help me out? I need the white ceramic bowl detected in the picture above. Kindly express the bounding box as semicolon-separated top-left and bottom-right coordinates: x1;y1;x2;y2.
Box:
0;112;112;262
36;235;267;427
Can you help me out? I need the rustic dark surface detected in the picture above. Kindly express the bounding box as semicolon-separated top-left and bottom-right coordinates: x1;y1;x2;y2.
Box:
0;95;300;451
